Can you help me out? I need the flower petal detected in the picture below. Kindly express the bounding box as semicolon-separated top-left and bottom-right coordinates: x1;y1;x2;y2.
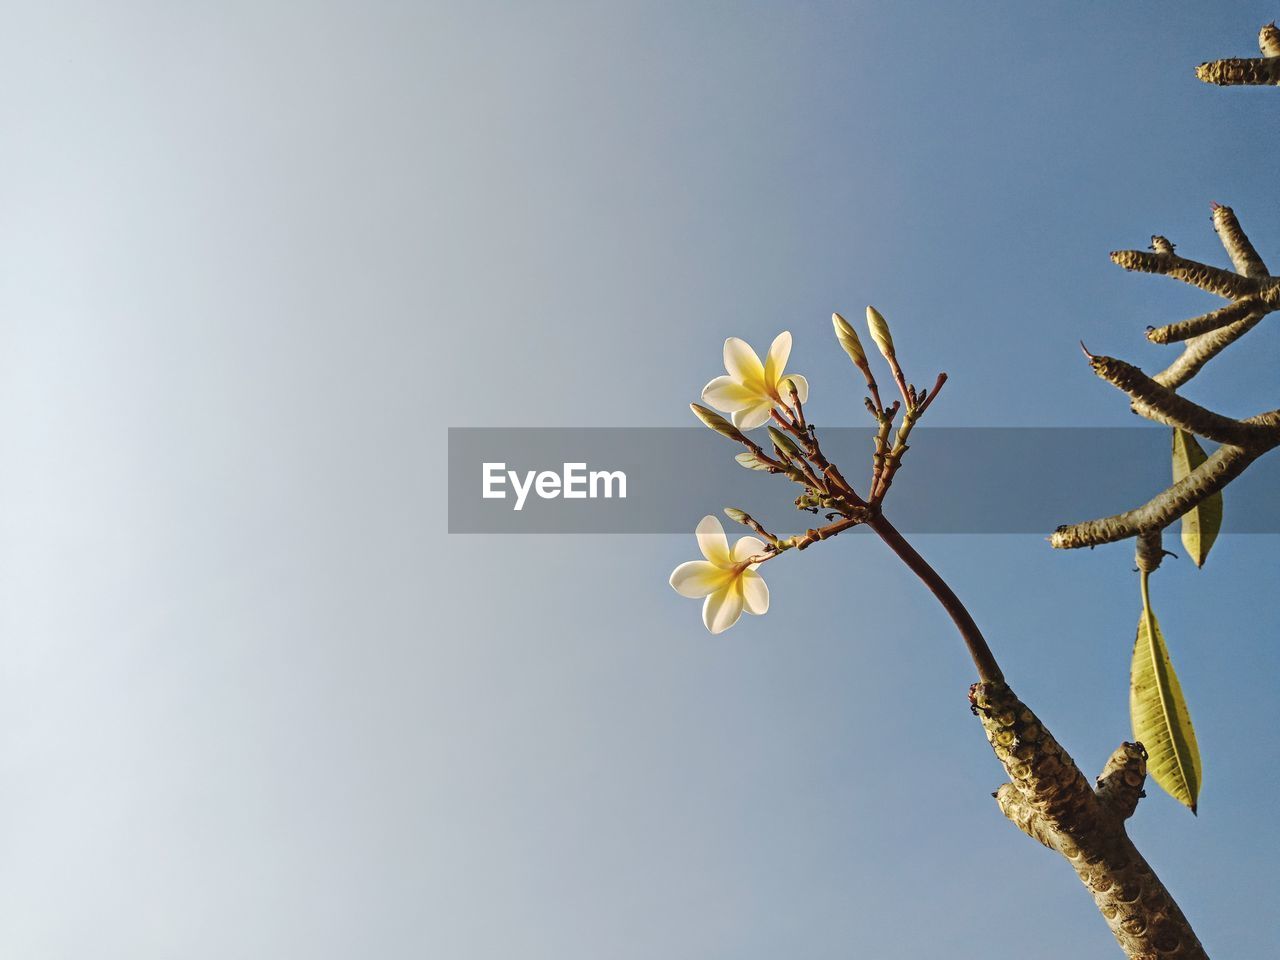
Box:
781;373;809;404
731;400;774;431
740;569;770;615
695;515;731;567
703;581;745;634
670;560;733;598
764;331;792;388
731;536;767;563
701;375;763;413
723;337;765;389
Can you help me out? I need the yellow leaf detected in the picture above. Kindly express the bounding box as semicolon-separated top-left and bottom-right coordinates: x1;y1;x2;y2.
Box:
1172;429;1222;567
1131;572;1202;812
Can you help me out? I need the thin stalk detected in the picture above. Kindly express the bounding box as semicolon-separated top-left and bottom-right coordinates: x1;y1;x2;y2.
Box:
867;514;1004;682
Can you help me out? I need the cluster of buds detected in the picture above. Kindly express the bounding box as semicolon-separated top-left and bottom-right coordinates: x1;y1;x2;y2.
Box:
669;309;946;632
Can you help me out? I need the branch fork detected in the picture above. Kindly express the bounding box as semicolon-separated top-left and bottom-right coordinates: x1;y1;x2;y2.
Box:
973;682;1207;959
1053;199;1279;552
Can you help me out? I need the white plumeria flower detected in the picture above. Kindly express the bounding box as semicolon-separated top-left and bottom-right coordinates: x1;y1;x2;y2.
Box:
701;331;809;431
669;515;771;634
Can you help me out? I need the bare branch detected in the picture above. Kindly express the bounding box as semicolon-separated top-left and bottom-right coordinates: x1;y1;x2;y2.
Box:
994;782;1059;850
972;682;1097;834
1087;353;1279;446
1154;307;1268;388
1125;206;1280;387
1051;442;1261;549
972;682;1208;959
1197;21;1280;85
1211;203;1269;277
1095;742;1147;822
1146;295;1265;344
1110;248;1259;300
1197;56;1280;86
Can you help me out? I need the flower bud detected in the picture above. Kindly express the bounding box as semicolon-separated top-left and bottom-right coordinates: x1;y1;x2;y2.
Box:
865;305;895;359
723;507;750;525
767;425;804;460
832;312;867;365
690;403;748;443
734;451;771;471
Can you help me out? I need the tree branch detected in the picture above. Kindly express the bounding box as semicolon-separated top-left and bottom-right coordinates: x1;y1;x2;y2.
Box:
1146;296;1264;344
1095;742;1148;822
1154;307;1268;388
972;682;1208;959
1085;352;1279;447
1197;56;1280;86
1211;204;1269;277
866;513;1004;683
1057;196;1280;551
1050;441;1261;549
1109;249;1260;300
1197;21;1280;85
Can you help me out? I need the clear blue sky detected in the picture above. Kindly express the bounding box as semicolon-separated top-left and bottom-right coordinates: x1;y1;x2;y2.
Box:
3;2;1278;957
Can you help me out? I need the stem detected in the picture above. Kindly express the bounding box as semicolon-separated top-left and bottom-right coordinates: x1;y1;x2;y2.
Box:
885;354;913;409
770;408;866;505
867;513;1004;682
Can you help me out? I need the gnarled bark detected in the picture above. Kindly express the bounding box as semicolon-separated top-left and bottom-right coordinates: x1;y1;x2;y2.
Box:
972;682;1208;959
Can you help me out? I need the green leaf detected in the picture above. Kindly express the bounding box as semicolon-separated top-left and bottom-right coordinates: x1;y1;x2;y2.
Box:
1131;572;1202;813
1171;429;1222;567
734;451;771;471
